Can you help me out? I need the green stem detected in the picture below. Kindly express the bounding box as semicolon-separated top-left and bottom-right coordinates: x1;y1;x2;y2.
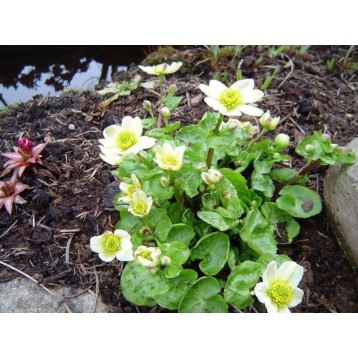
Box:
169;172;184;215
215;184;221;207
274;159;320;196
206;114;224;169
136;153;151;168
159;75;165;105
246;128;267;150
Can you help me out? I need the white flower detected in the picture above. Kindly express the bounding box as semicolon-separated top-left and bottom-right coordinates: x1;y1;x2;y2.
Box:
254;261;304;313
259;111;280;131
99;116;156;158
199;79;264;117
155;143;185;172
99;146;124;165
118;174;141;204
90;230;134;262
201;169;224;185
134;246;161;270
128;190;153;217
138;62;183;76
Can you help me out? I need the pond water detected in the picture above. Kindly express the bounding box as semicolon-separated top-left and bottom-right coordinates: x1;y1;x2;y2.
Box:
0;46;145;108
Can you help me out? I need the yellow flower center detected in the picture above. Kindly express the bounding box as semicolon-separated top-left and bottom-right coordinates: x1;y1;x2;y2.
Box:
140;250;153;261
116;130;137;150
126;185;139;199
268;280;293;307
218;88;243;110
103;234;121;254
161;154;179;167
133;201;148;216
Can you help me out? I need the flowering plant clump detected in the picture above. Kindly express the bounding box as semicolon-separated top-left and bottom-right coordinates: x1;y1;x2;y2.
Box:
0;172;29;214
91;61;356;313
1;137;47;177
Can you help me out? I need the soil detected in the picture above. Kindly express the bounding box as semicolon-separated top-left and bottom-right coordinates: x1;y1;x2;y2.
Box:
0;46;357;313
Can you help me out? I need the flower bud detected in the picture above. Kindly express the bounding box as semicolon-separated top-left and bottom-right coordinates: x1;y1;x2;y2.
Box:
339;146;350;154
201;169;224;185
260;111;280;130
248;126;259;135
160;176;170;187
223;190;231;199
174;178;184;187
321;133;331;142
134;246;161;270
274;133;290;149
168;84;177;93
139;226;152;236
241;121;252;130
143;100;152;111
199;184;206;193
304;144;315;153
159;106;171;120
133;74;142;84
196;162;207;171
160;256;171;266
331;143;339;150
227;119;240;131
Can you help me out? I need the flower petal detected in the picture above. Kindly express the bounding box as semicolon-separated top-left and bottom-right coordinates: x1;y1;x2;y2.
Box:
263;261;277;284
241;89;264;104
237;105;264;117
114;229;130;241
98;252;116;262
116;249;134;261
254;282;269;303
275;261;304;287
90;235;104;253
288;287;304;308
264;298;278;313
119;182;130;193
122;116;143;138
138;65;156;75
277;307;291;313
32;142;48;157
230;79;254;92
3;196;14;214
103;125;121;140
133;136;156;151
204;97;228;114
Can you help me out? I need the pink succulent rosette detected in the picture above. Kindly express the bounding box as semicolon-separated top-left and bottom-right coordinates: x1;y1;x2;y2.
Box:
1;137;47;177
0;173;29;214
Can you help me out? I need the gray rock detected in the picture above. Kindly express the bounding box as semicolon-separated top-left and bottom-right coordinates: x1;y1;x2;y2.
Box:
0;276;110;313
324;137;358;269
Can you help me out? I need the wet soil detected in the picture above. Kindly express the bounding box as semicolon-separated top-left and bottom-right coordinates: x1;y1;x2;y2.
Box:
0;46;357;312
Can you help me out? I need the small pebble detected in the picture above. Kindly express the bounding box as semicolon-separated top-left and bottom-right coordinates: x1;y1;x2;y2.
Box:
68;123;76;130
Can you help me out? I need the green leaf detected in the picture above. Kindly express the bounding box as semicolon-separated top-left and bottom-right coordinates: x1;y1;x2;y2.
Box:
147;208;172;242
239;207;277;255
220;168;251;208
228;247;239;270
115;211;143;233
177;125;208;149
178;277;228;313
175;164;202;198
276;185;322;218
269;168;308;184
197;210;237;231
191;232;230;275
166;224;196;246
146;121;181;139
142;174;174;202
160;241;190;278
224;261;262;309
164;95;183;110
261;202;300;243
251;170;275;198
182;208;195;226
198;112;221;131
141;117;156;129
257;253;292;271
154;270;198;310
120;262;169;305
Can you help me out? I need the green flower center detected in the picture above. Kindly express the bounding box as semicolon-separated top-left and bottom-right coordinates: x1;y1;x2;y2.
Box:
126;185;139;199
103;234;121;254
133;201;147;216
161;154;179;167
218;88;243;110
140;251;153;261
116;130;137;150
268;280;293;307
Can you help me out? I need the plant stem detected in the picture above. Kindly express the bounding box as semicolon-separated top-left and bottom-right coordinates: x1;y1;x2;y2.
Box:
169;172;184;215
159;75;165;105
246;128;267;150
274;159;320;195
206;114;224;169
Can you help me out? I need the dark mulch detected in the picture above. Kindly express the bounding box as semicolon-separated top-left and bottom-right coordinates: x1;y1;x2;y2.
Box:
0;46;357;312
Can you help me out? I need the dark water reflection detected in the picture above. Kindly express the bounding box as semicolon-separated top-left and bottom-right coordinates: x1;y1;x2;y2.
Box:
0;46;145;107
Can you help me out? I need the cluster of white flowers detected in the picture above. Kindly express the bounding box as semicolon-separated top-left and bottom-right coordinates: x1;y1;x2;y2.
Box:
91;61;302;313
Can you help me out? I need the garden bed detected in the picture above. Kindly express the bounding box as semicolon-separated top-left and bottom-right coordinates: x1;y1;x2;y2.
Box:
0;46;357;312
